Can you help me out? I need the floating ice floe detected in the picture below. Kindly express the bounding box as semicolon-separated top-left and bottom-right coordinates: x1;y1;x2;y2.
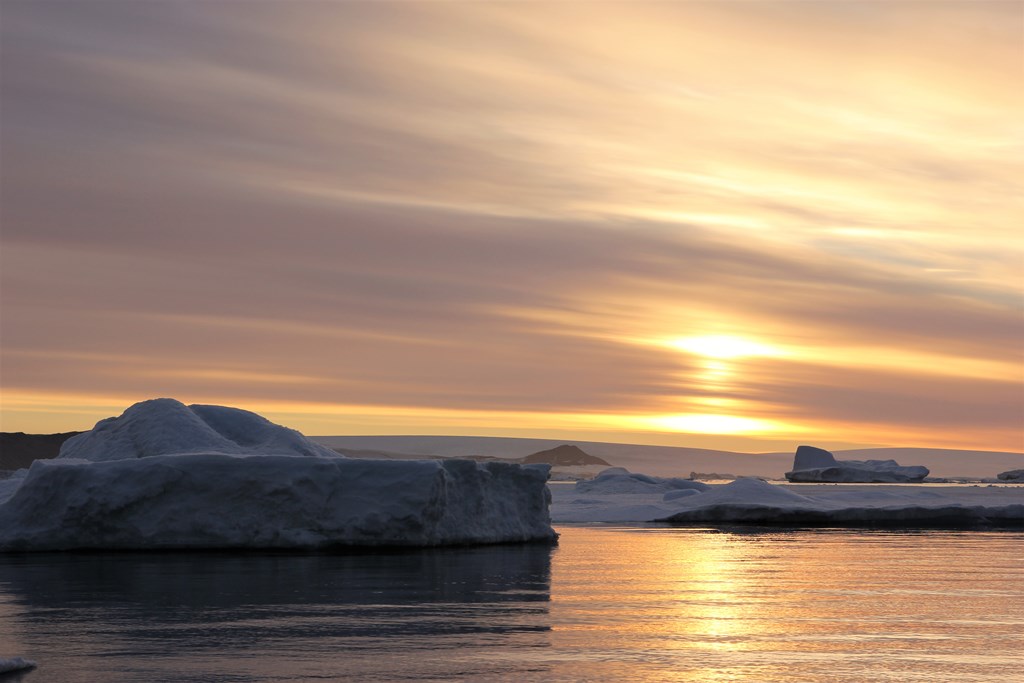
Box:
549;468;1024;526
0;399;555;550
784;445;929;483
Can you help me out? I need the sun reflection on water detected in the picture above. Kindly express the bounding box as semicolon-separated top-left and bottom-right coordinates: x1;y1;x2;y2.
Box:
549;526;1024;682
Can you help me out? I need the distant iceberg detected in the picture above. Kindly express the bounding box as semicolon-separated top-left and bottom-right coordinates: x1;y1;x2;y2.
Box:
785;445;929;483
997;469;1024;481
0;399;555;550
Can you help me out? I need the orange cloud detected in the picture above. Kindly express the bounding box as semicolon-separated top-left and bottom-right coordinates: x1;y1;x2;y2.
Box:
1;1;1020;452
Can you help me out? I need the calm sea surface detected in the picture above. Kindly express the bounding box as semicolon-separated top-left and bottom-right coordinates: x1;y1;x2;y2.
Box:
1;526;1021;682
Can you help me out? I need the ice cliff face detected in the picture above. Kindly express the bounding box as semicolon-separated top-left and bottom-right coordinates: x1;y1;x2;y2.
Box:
0;399;556;550
785;445;929;483
0;456;554;550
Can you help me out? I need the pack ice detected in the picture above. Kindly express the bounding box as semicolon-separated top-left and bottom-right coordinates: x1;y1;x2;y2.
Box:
0;399;555;550
784;445;929;483
550;461;1024;526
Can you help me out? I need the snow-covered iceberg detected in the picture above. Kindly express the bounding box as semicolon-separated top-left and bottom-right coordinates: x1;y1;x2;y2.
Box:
784;445;929;483
0;399;555;550
57;398;341;461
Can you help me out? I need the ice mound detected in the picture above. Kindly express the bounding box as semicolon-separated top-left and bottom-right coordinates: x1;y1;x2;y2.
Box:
653;478;825;523
785;445;929;483
574;467;710;494
58;398;339;461
997;469;1024;481
0;400;556;550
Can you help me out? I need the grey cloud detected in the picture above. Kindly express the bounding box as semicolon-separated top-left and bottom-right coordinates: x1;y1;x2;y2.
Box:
739;358;1023;432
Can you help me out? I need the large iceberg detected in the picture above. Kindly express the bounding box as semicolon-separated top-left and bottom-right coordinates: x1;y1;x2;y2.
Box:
784;445;929;483
0;399;555;550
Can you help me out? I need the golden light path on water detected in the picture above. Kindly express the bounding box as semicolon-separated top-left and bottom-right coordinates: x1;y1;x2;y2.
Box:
548;527;1024;682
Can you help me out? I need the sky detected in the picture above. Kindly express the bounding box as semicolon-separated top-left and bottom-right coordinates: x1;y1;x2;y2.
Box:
1;0;1022;453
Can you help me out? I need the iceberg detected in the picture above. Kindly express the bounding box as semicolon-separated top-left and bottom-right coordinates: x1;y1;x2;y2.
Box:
0;399;555;550
997;469;1024;481
784;445;929;483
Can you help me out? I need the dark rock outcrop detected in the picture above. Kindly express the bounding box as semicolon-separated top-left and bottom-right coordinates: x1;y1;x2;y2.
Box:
521;444;611;467
0;432;82;471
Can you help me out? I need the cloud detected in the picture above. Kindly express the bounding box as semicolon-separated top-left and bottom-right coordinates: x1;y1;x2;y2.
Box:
1;0;1020;449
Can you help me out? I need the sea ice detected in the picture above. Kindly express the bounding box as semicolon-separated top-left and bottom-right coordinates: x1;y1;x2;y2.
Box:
0;399;556;550
785;445;929;483
549;474;1024;526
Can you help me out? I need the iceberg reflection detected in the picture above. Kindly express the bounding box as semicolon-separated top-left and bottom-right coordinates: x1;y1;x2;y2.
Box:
0;544;553;682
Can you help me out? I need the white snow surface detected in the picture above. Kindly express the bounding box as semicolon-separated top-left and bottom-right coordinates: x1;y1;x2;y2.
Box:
550;472;1024;525
574;467;710;494
0;399;555;550
0;657;36;674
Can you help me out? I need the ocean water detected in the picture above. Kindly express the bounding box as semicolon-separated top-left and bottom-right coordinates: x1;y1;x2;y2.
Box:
1;526;1021;682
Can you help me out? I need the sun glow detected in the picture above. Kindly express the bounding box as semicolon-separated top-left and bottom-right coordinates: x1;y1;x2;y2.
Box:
646;413;781;435
665;335;785;360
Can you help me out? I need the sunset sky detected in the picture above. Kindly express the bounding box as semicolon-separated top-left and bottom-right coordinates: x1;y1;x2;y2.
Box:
1;1;1021;452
